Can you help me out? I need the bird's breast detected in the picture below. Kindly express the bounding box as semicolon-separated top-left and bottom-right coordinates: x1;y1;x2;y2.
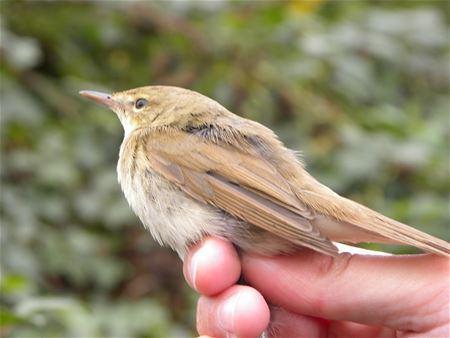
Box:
117;143;224;258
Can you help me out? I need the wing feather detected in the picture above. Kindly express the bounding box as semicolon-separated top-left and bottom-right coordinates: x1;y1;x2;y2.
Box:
145;132;337;255
142;127;449;256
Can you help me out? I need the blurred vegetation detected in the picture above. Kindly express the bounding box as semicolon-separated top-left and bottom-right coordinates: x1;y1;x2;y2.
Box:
1;0;449;337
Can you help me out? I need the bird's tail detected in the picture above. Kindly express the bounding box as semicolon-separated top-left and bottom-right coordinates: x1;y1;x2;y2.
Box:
368;210;450;257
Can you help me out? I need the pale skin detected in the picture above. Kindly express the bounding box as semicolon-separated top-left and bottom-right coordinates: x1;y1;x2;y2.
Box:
183;237;450;338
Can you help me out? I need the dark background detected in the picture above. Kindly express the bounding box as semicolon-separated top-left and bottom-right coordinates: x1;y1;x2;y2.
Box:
1;1;449;337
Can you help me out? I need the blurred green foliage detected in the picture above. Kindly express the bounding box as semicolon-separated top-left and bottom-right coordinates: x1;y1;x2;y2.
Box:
1;1;449;337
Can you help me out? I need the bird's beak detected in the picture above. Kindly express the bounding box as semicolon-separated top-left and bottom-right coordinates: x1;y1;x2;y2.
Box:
79;90;118;110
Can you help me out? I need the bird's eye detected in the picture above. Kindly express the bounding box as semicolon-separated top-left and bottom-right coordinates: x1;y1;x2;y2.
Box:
135;98;148;110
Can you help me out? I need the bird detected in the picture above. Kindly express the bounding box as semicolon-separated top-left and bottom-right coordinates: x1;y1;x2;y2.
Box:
80;86;449;259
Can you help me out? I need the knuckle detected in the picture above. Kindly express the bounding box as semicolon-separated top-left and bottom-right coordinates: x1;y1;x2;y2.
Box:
317;251;355;280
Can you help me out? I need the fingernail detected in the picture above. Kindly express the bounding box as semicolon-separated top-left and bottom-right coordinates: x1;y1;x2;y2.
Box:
189;250;200;291
218;291;242;336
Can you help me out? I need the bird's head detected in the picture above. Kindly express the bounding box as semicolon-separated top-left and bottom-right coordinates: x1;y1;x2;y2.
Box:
80;86;228;137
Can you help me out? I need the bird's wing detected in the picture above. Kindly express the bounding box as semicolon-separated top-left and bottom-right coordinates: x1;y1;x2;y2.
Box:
144;130;338;256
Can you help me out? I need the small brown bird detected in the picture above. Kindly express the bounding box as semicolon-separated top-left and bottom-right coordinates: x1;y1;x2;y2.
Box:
80;86;449;258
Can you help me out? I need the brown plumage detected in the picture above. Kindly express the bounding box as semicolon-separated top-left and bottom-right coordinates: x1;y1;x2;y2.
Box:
80;86;450;258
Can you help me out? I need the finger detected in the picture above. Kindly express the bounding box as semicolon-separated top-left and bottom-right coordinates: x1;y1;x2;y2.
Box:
268;306;326;337
183;237;241;296
242;250;449;331
268;307;396;338
196;285;270;338
328;321;395;338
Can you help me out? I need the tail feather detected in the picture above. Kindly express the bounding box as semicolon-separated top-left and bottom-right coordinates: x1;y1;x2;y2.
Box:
372;213;450;257
318;194;450;257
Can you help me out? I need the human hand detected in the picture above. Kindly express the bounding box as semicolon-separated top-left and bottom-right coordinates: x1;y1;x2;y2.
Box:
183;237;449;338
